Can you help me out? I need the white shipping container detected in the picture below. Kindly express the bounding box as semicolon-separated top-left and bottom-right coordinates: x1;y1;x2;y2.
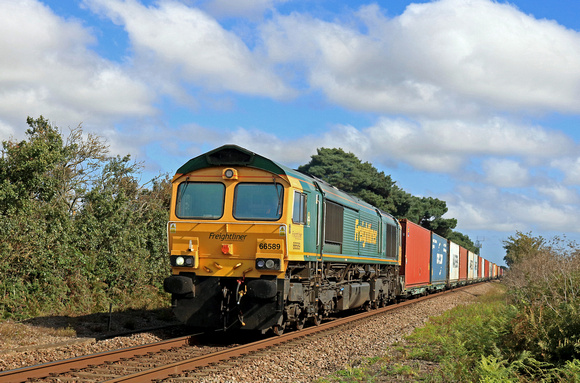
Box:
468;251;475;280
448;241;460;282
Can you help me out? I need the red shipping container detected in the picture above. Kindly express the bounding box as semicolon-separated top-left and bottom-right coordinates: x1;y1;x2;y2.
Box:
478;256;483;279
459;246;468;281
400;219;431;288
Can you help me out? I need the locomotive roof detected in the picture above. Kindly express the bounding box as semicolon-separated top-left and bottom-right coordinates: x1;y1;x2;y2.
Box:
175;144;306;180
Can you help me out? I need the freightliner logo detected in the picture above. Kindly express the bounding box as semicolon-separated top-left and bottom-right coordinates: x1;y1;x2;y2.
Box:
208;232;248;241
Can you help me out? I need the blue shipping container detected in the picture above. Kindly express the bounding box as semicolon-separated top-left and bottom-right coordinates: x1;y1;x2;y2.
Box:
431;233;448;284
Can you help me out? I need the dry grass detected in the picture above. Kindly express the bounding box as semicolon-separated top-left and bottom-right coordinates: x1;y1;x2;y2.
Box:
0;321;76;351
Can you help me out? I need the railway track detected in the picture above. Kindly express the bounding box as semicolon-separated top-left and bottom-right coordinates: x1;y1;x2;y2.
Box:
0;283;483;382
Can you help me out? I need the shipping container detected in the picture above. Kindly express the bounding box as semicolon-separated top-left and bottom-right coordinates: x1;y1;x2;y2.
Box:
448;241;460;284
484;259;490;279
431;233;448;287
459;246;468;282
468;251;475;281
400;219;431;290
478;256;483;280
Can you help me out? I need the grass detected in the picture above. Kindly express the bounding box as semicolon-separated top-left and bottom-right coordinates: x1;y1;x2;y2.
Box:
0;321;77;350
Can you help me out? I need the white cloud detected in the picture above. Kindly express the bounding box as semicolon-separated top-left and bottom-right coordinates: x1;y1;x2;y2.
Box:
362;117;574;172
86;0;294;100
482;159;530;188
262;0;580;116
552;157;580;185
537;184;580;205
0;0;154;142
446;186;580;233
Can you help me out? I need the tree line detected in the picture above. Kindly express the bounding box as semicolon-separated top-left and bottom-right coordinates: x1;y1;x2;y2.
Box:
298;148;478;251
0;117;477;320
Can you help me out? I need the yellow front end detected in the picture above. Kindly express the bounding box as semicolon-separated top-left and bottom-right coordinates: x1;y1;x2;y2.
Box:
168;221;288;279
167;166;291;279
163;165;295;331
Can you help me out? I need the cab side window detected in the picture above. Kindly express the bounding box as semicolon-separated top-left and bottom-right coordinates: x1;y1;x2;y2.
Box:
292;191;307;224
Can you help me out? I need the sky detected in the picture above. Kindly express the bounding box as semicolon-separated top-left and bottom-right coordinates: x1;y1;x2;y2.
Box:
2;0;580;267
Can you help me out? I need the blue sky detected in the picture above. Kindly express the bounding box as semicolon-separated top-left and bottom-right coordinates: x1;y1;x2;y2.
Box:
2;0;580;267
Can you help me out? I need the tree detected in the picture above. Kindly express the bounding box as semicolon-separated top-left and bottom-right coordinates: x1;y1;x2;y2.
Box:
0;116;170;319
503;231;546;267
298;148;400;213
406;196;458;238
298;147;459;238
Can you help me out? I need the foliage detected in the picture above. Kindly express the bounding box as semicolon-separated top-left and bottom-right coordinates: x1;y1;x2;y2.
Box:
503;231;546;267
0;117;171;319
502;236;580;364
297;148;400;213
298;148;471;244
383;235;580;382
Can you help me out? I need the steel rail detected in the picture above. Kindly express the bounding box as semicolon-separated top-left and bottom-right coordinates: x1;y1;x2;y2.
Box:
0;334;196;383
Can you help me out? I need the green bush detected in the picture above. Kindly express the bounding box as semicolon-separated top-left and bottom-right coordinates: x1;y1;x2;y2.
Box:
0;117;171;320
502;237;580;365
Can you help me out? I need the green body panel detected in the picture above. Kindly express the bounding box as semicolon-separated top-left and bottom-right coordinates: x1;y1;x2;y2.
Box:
315;177;396;262
300;179;320;255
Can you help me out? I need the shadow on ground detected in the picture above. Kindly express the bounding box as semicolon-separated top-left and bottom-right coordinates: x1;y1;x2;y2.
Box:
20;307;181;339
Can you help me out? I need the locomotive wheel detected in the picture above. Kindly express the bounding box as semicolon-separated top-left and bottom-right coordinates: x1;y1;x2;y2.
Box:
273;324;285;336
311;314;322;326
295;317;306;330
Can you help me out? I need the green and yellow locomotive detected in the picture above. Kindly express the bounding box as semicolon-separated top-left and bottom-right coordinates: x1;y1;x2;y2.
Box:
163;145;401;334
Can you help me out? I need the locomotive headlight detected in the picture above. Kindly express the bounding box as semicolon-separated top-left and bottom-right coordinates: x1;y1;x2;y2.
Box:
222;168;238;180
170;255;196;268
256;258;281;270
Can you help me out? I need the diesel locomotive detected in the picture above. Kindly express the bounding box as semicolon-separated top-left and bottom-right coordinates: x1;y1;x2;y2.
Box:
163;145;500;334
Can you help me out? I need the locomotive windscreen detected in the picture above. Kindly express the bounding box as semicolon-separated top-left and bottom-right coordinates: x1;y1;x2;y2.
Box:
176;182;225;219
233;183;284;220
